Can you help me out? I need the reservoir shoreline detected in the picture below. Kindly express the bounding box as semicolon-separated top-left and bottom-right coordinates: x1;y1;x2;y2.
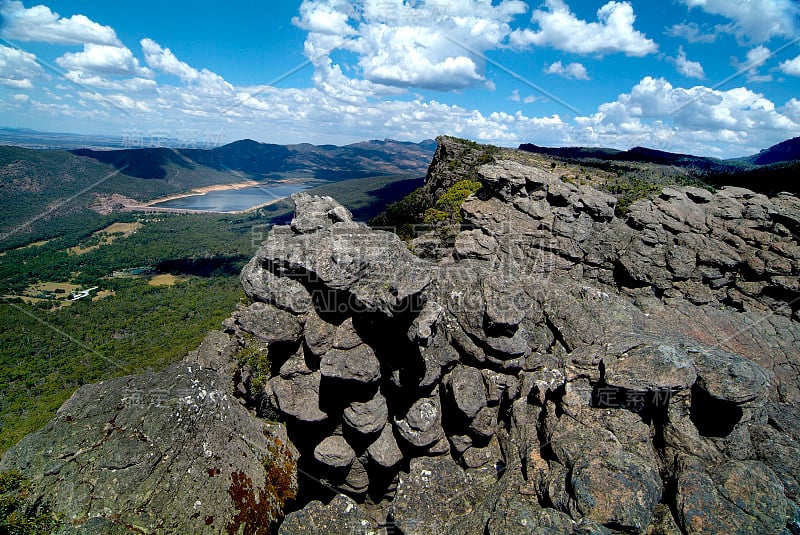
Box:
143;180;262;206
141;180;312;213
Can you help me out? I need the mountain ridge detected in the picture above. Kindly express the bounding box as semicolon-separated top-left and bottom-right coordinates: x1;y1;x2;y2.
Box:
519;135;800;168
70;138;435;180
736;136;800;165
519;136;800;197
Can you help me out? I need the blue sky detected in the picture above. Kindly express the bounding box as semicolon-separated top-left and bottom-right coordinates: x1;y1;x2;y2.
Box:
1;0;799;157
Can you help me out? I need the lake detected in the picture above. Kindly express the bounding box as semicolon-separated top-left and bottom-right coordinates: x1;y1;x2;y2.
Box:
151;183;311;212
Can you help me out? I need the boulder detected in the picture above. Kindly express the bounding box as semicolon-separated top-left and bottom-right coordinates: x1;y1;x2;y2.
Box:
454;229;498;260
395;392;445;448
343;392;388;435
342;458;371;495
446;366;487;419
331;317;363;350
692;347;770;404
290;193;355;234
367;424;404;469
279;494;379;535
569;450;662;531
676;460;790;534
320;344;381;383
278;347;314;378
240;257;312;314
469;406;499;439
269;370;328;422
261;222;431;316
313;436;356;469
408;301;444;344
602;341;697;392
234;301;303;344
304;310;335;356
482;275;526;329
391;456;489;534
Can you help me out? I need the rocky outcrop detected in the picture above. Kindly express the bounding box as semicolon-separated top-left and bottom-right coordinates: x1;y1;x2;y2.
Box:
419;136;497;206
2;139;798;534
0;361;298;534
239;156;795;532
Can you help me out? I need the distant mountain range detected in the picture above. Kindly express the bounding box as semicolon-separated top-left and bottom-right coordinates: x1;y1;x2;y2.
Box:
71;138;436;181
0;128;436;180
0;127;129;150
2;130;799;245
734;136;800;166
520;136;800;170
519;136;800;196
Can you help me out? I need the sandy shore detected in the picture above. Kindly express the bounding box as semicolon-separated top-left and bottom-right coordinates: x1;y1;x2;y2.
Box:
115;181;306;215
143;180;261;206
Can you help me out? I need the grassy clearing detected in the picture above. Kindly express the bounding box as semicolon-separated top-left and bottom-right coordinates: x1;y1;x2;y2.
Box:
18;240;52;250
68;221;143;255
0;240;52;257
147;274;189;286
29;282;81;293
9;282;81;307
4;282;113;310
92;289;115;301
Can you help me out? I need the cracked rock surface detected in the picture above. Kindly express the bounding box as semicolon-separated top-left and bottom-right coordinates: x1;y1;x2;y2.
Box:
0;362;297;534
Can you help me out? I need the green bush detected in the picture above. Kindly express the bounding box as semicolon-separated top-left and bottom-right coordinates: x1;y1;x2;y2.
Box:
370;188;429;239
429;179;482;224
604;176;663;216
237;335;271;393
0;470;62;534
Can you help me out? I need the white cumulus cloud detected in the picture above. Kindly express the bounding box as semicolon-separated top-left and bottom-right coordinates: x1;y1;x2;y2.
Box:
63;71;157;92
672;46;705;79
575;76;798;154
544;61;589;80
56;44;151;77
779;55;800;76
733;45;775;82
0;0;121;46
141;38;199;82
292;1;357;36
680;0;799;42
293;0;529;91
0;44;43;89
510;0;657;56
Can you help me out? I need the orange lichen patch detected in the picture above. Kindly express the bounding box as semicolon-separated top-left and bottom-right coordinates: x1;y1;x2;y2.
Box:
226;471;272;535
225;439;297;535
264;440;297;508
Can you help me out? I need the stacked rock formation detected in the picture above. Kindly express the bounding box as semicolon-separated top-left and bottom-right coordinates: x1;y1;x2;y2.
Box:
233;169;797;533
2;138;799;534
